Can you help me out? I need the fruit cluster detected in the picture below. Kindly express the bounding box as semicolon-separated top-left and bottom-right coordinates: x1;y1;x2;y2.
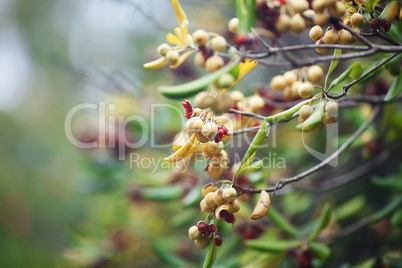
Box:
270;66;324;101
298;101;339;128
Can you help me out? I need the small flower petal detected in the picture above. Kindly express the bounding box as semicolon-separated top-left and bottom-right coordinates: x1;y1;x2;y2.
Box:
167;33;185;45
171;0;187;27
143;57;168;70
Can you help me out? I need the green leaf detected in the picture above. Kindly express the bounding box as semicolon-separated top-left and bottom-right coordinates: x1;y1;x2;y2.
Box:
182;184;202;207
334;195;366;221
309;203;332;241
384;71;402;101
265;99;310;124
169;209;198;228
268;205;299;237
327;62;362;91
236;122;268;176
366;0;380;13
380;0;399;22
236;0;249;33
152;240;188;267
296;102;324;132
142;185;183;201
247;0;257;31
371;195;402;223
246;239;299;252
371;175;402;191
158;58;241;99
203;236;217;268
239;159;264;175
391;209;402;227
310;242;331;260
325;49;342;90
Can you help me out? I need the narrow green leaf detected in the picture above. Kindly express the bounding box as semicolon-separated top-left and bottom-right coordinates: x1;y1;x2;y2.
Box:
384;71;402;101
371;175;402;191
246;239;299;252
334;195;366;221
370;196;402;223
325;49;342;90
235;0;249;33
203;236;217;268
391;209;402;227
247;0;257;31
142;185;183;201
239;159;264;175
309;242;331;260
159;58;240;99
296;102;324;132
182;184;202;207
327;62;362;91
309;203;332;241
237;122;268;175
265;99;309;124
366;0;380;13
349;62;363;80
268;205;299;237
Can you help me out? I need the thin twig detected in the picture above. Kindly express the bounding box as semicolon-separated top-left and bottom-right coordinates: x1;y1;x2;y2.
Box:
227;108;265;120
234;105;381;194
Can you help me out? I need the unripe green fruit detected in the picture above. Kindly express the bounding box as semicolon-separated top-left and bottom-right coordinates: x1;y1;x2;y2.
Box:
249;95;265;111
325;101;339;116
338;29;353;44
228;18;239;33
351;13;364;26
283;71;298;85
211;36;227;52
205;55;224;73
324;30;339;44
275;14;291;32
188;226;202;240
309;25;323;41
202;122;218;140
192;29;208;46
222;188;237;202
194;52;205;68
331;2;346;19
231;90;244;102
298;82;314;98
157;43;170;56
184;117;203;133
315;38;329;53
289;14;306;34
307;65;324;83
213;94;232;114
218;73;235;88
299;105;314;120
195;237;210;249
166;50;179;64
271;75;287;91
195;92;215;109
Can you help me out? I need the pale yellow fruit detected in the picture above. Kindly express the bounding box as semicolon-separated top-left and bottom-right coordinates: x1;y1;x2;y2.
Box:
184;117;203;133
165;50;179;64
298;82;314;99
205;55;224;73
195;237;210;249
201;122;218;140
222;188;237;202
192;29;208;46
289;14;306;34
228;18;239;33
157;43;170;56
307;65;324;83
325;101;339;116
195;92;215;109
309;25;323;41
249;95;265;111
231;90;244;103
315;38;329;53
324;30;339;44
188;226;202;240
194;52;205;68
351;13;364;26
299;105;314;121
338;29;353;44
211;36;227;52
283;71;298;86
275;14;291;32
271;75;287;91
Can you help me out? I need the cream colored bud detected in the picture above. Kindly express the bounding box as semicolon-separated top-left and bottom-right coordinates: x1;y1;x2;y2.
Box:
195;236;210;249
222;187;237;202
271;75;287;91
275;14;291;32
309;25;323;41
314;12;330;26
192;29;208;46
157;43;170;56
211;36;227;52
283;71;298;86
228;18;239;33
231;90;244;103
188;226;202;240
289;14;306;34
205;192;217;209
330;2;346;19
298;82;314;99
166;50;179;64
218;73;235;88
201;122;218;141
250;190;271;220
228;200;240;213
325;101;339;116
289;0;309;13
249;95;265;111
184;117;203;133
200;198;210;212
307;65;324;83
195;92;215;109
205;55;224;73
299;105;314;121
194;52;205;68
338;29;353;45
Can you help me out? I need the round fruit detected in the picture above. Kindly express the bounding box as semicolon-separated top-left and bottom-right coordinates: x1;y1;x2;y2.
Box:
338;29;353;44
325;101;339;116
166;50;179;64
289;0;309;13
343;18;352;27
315;38;329;53
303;10;317;26
299;105;314;120
275;14;291;32
331;2;346;19
228;200;240;213
249;95;265;111
194;52;205;68
228;18;239;33
289;14;306;34
314;12;330;26
309;25;323;41
312;0;325;12
195;237;210;249
184;117;203;133
307;65;324;83
351;13;364;26
211;36;227;52
218;73;235;88
323;30;339;44
195;92;215;109
192;29;209;46
189;226;202;240
157;43;170;56
271;75;287;91
231;90;244;102
222;188;237;202
202;122;219;140
213;189;226;205
283;71;298;85
205;55;224;72
213;94;232;114
197;132;210;143
298;82;314;99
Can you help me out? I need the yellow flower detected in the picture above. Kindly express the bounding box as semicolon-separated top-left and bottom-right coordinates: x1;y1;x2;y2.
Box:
144;0;194;70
